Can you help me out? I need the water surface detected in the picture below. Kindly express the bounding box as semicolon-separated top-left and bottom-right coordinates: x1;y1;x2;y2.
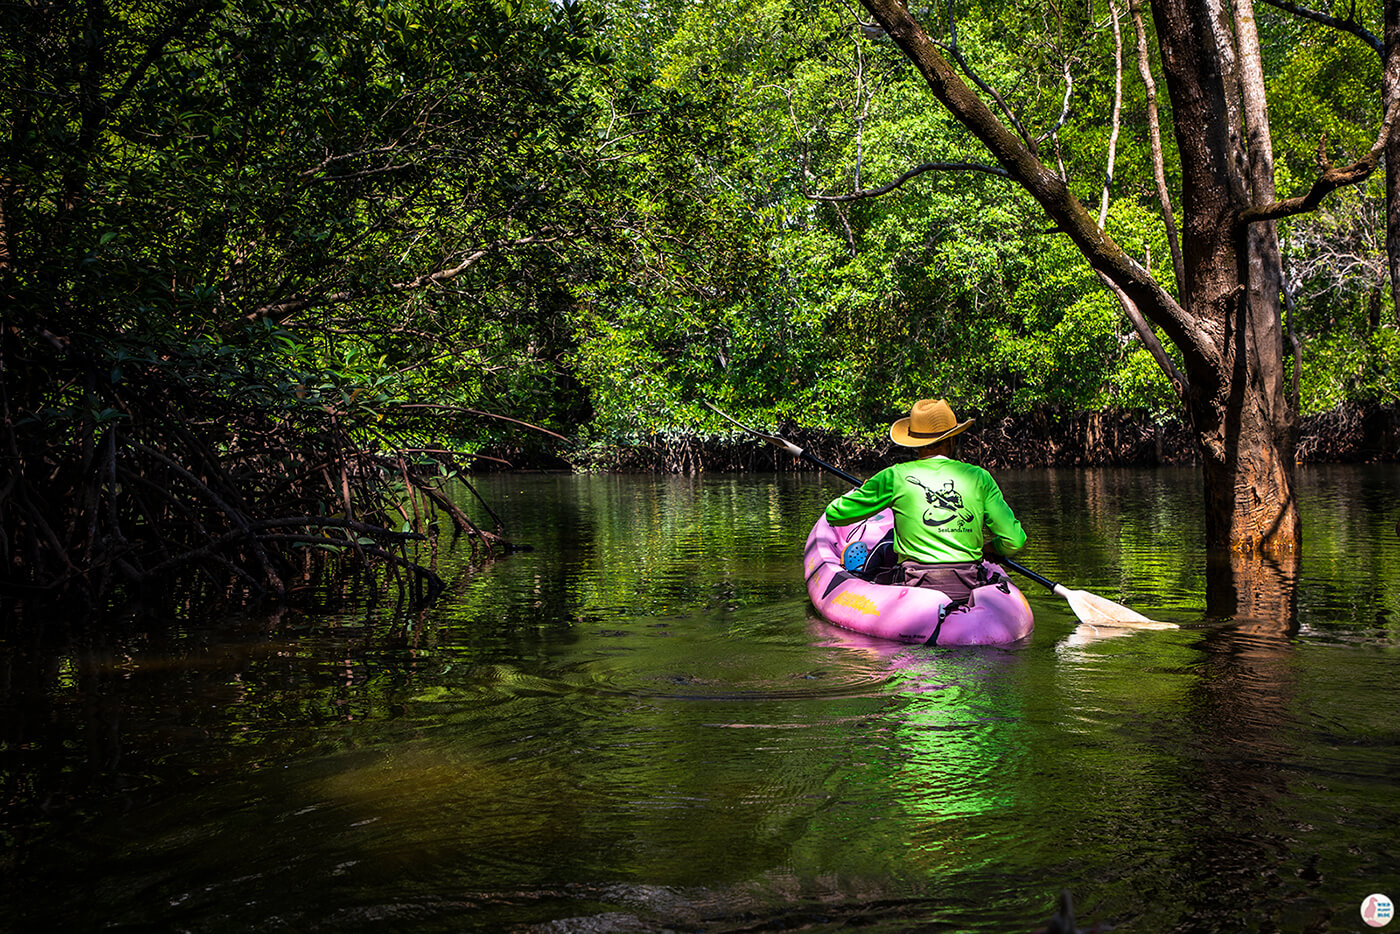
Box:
2;466;1397;932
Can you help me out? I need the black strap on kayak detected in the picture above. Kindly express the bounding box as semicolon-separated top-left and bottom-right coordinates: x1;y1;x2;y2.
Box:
925;598;969;646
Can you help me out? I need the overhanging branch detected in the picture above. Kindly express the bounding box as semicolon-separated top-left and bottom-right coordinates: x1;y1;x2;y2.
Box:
397;403;569;441
858;0;1203;356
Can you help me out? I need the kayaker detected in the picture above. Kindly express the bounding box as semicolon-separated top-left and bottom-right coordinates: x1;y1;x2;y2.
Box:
824;398;1027;602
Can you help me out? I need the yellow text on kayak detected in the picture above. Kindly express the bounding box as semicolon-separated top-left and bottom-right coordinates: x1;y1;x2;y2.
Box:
832;591;880;616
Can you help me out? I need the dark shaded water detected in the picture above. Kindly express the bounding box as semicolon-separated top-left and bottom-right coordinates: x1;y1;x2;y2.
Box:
2;466;1398;933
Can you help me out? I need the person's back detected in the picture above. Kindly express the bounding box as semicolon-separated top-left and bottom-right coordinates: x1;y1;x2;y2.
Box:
825;399;1025;602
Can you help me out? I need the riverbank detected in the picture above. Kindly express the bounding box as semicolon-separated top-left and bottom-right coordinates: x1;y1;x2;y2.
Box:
496;402;1400;474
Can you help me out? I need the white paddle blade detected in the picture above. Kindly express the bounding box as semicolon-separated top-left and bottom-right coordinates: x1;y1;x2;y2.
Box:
1062;588;1177;628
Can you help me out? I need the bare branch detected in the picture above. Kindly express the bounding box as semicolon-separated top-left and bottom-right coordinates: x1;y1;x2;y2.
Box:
1283;188;1387;297
397;403;569;441
1098;0;1125;228
1093;0;1188;398
938;0;1038;153
1129;0;1186;299
1039;59;1076;167
1098;271;1191;398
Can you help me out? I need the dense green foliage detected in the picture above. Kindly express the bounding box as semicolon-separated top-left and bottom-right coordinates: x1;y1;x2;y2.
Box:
2;0;1394;601
569;0;1395;442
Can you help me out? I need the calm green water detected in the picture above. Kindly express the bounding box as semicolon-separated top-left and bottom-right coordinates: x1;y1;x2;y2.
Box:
2;466;1398;933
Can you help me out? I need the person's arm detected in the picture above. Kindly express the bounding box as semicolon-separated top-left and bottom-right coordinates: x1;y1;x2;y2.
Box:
981;475;1027;555
824;468;896;526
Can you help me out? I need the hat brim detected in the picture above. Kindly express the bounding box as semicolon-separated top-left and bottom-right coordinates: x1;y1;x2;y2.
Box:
889;417;974;447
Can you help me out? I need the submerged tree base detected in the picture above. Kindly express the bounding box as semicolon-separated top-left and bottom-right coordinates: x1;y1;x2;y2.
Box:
1205;547;1302;626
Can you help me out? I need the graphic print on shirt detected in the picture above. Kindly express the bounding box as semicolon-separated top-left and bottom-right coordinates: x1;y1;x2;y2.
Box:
907;475;976;530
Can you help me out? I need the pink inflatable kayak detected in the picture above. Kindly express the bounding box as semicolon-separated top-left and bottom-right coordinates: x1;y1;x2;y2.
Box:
804;509;1035;645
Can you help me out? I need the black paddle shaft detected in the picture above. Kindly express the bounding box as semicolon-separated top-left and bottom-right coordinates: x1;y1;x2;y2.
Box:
996;557;1059;592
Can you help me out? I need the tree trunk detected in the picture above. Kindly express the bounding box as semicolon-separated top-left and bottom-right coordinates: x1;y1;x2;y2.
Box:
1153;0;1298;553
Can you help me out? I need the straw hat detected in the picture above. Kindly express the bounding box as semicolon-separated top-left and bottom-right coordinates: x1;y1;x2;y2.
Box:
889;399;974;447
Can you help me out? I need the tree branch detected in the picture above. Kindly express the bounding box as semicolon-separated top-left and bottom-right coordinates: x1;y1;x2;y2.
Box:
1240;99;1400;223
1093;0;1188;399
1130;0;1186;300
1098;0;1125;227
937;0;1038;153
396;403;569;440
1098;270;1191;398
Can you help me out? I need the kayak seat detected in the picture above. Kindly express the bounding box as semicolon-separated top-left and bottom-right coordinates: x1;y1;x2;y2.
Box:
841;541;869;572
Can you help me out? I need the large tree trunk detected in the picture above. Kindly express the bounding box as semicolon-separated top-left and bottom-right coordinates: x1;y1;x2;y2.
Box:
858;0;1317;555
1154;0;1299;553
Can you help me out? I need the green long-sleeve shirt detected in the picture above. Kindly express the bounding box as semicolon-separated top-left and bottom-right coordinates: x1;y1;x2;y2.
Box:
824;456;1026;564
